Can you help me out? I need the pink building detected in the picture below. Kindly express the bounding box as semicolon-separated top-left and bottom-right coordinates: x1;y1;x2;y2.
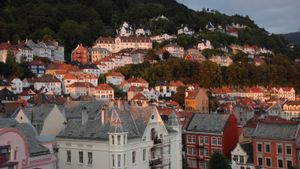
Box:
0;119;56;169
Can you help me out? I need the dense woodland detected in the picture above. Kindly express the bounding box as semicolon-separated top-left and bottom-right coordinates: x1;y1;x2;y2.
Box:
0;0;300;91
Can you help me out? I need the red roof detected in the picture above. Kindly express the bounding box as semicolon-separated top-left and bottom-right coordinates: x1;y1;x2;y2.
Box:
69;82;95;88
106;71;124;78
132;93;148;100
169;80;185;87
95;84;113;91
0;42;16;50
128;86;144;92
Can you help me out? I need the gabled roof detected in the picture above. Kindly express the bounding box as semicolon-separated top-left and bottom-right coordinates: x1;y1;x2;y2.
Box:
106;71;124;78
69;82;95;88
252;122;299;140
96;84;113;91
57;102;162;140
0;118;50;157
186;113;230;133
132;93;148;101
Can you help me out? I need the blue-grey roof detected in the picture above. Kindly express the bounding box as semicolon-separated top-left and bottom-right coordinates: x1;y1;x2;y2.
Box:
252;122;299;140
0;118;50;157
186;113;229;133
57;103;165;140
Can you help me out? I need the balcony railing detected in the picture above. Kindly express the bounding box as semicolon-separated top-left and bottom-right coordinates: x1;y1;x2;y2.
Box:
149;158;162;167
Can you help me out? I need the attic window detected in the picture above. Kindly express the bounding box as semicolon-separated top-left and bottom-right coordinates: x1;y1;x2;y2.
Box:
20;116;23;120
151;115;154;120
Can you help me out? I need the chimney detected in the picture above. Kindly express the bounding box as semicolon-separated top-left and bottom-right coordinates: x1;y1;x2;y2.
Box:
101;108;105;125
81;106;88;125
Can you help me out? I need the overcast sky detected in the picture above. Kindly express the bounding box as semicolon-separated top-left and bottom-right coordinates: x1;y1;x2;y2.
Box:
177;0;300;34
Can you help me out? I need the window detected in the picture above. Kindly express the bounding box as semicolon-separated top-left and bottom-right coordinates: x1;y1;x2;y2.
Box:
204;148;209;156
187;147;197;156
132;151;136;164
67;150;71;162
204;136;209;144
265;144;271;153
257;143;262;152
112;135;114;145
233;155;238;162
143;149;146;161
200;148;204;156
211;137;217;145
187;135;196;144
266;158;271;167
286;145;292;155
87;152;92;164
277;144;283;154
79;151;83;164
287;160;292;168
258;157;263;166
278;159;283;168
240;156;244;163
124;154;126;166
124;135;126;144
199;136;204;144
187;159;197;168
217;137;222;145
117;135;121;145
112;154;115;167
118;154;121;167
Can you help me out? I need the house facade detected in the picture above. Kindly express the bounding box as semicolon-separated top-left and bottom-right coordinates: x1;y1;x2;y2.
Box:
56;102;182;169
106;72;125;86
93;36;152;53
231;143;255;169
71;44;89;64
184;113;239;169
34;75;62;95
185;88;209;113
94;84;114;100
252;122;300;169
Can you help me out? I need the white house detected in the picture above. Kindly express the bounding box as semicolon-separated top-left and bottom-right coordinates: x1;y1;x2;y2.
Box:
94;84;114;100
34;75;62;95
56;101;182;169
94;36;152;53
68;82;96;99
197;40;213;50
135;28;151;36
231;143;255;169
209;55;233;67
150;34;177;43
163;44;184;58
106;72;125;86
177;26;194;35
10;78;23;94
117;22;133;37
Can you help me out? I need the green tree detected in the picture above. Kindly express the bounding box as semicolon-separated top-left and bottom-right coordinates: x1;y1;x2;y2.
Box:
209;152;231;169
171;86;186;107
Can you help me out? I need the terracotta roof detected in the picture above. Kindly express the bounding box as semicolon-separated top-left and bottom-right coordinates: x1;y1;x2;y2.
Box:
132;93;148;100
69;82;95;88
284;101;300;106
95;84;113;91
128;86;144;92
106;72;124;78
169;80;185;87
63;73;77;80
126;77;148;84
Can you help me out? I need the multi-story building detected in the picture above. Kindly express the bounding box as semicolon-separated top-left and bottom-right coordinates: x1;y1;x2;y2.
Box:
25;40;65;62
252;121;300;169
93;36;152;53
163;44;184;58
272;87;296;101
79;64;102;77
94;84;114;100
56;102;182;169
71;44;89;64
91;47;111;63
0;41;18;63
120;77;149;92
10;78;23;94
34;74;62;95
68;82;95;99
27;60;46;77
282;101;300;120
209;55;233;67
106;72;125;86
231;143;255;169
62;72;98;94
185;88;209;113
155;81;185;98
184;113;239;169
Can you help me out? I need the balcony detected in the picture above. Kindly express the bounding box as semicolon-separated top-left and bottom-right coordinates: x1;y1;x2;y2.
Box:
149;158;162;167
